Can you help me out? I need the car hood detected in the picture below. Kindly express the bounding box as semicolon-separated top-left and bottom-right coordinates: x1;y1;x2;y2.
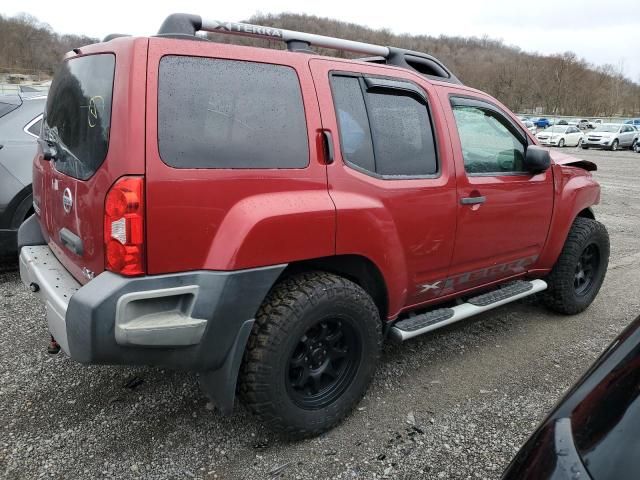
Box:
550;150;597;172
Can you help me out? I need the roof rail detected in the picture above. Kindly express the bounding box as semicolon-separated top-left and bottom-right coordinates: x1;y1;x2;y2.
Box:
156;13;461;84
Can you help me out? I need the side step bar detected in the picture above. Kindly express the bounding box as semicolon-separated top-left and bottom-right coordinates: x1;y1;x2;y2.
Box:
390;279;547;342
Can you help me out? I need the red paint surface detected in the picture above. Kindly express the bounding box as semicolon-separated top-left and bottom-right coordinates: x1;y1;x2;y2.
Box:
34;37;601;317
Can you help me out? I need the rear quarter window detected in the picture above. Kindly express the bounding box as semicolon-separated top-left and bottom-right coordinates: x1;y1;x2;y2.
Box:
158;56;309;169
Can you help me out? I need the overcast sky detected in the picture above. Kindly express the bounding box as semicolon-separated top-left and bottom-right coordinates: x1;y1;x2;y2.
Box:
4;0;640;82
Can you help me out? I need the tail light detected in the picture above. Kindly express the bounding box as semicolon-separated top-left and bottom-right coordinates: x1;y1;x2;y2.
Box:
104;176;145;276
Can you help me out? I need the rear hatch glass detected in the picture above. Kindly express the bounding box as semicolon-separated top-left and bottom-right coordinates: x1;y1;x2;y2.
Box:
43;54;115;180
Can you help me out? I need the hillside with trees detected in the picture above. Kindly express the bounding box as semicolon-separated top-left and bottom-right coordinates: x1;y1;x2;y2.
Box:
1;12;638;116
0;14;96;80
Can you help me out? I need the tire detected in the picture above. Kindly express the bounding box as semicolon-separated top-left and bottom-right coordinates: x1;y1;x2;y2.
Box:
610;139;619;151
581;145;589;150
631;139;638;151
239;271;382;437
558;138;565;148
577;138;583;148
635;141;640;153
542;217;609;315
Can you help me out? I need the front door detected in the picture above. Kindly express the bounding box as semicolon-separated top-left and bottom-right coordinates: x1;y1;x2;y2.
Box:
441;94;554;294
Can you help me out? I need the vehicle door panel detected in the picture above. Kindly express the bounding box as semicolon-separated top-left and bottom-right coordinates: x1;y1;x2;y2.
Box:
309;59;457;317
436;89;553;294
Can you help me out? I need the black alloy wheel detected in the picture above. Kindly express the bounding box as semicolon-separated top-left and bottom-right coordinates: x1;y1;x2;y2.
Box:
286;318;361;409
574;243;600;296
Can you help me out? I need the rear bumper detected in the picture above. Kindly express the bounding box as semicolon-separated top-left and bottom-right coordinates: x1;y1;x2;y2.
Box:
19;236;285;412
20;244;284;368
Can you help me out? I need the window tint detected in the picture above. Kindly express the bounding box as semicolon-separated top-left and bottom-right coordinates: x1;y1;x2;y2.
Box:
367;91;437;176
44;54;115;180
451;99;526;174
331;74;438;177
158;56;308;169
26;117;42;137
331;76;375;172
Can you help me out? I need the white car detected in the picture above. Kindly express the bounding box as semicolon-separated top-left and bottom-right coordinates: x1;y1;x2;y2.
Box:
523;120;537;134
535;125;584;147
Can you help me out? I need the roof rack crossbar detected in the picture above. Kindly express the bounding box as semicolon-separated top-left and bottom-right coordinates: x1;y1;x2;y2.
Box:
156;14;460;83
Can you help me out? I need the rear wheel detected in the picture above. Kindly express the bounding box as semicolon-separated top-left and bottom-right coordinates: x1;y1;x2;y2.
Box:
610;139;619;151
240;272;382;437
542;217;609;315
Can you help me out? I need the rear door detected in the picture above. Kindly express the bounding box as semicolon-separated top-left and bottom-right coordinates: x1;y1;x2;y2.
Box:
310;59;457;316
621;125;635;146
38;39;148;283
144;39;332;274
439;92;553;293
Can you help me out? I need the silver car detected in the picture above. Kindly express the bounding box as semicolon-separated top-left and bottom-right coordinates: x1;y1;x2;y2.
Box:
0;91;46;257
582;123;639;151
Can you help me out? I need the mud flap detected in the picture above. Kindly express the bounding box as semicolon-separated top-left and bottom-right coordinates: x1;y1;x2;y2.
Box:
197;319;254;414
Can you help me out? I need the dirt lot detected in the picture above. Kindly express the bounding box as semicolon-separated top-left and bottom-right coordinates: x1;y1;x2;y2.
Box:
1;147;639;480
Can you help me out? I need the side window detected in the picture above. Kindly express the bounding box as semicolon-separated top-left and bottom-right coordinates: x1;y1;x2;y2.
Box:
331;76;376;172
25;117;42;137
158;56;308;169
331;74;438;177
450;98;526;174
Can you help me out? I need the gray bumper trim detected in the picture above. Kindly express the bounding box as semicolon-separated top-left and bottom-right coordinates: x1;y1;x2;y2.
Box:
19;245;81;354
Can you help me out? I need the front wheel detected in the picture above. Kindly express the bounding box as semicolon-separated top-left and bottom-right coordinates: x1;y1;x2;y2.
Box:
610;139;619;151
631;139;638;151
542;217;609;315
239;272;382;437
558;138;565;148
635;141;640;153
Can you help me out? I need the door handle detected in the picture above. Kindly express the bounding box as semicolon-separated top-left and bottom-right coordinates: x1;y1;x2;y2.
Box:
460;196;486;205
321;130;334;165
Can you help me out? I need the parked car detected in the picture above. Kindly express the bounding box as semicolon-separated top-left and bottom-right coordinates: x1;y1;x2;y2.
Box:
523;120;537;134
576;118;594;130
503;314;640;480
535;117;551;128
624;118;640;130
0;91;46;258
18;13;609;436
536;125;584;147
582;123;638;151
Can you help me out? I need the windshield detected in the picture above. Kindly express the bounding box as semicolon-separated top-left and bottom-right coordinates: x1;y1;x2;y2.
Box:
43;54;115;180
594;125;620;133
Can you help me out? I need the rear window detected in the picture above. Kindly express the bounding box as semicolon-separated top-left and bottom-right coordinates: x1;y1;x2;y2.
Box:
43;54;115;180
158;56;309;169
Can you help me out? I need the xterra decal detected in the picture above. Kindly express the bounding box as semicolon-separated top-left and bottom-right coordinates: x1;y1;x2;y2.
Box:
417;255;538;294
207;21;284;39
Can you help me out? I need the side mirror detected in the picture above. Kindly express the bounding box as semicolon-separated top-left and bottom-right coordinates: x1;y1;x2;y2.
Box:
524;145;551;173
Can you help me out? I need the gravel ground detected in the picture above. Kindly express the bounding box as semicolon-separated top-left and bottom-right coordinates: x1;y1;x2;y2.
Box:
1;147;639;480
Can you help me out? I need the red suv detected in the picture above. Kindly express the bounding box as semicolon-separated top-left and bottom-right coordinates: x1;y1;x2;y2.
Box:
19;14;609;436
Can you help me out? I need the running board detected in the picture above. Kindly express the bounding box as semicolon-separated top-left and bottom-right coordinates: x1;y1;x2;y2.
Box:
390;279;547;342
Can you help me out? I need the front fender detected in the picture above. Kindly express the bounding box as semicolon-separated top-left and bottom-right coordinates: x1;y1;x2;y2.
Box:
536;164;601;270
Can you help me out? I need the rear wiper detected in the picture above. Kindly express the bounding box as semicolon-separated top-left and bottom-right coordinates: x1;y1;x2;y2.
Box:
38;138;58;161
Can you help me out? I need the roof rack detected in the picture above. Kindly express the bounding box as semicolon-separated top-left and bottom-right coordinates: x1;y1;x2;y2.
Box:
156;13;461;84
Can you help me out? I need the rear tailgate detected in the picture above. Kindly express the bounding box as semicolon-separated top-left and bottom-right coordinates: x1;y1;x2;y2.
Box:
36;38;148;284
